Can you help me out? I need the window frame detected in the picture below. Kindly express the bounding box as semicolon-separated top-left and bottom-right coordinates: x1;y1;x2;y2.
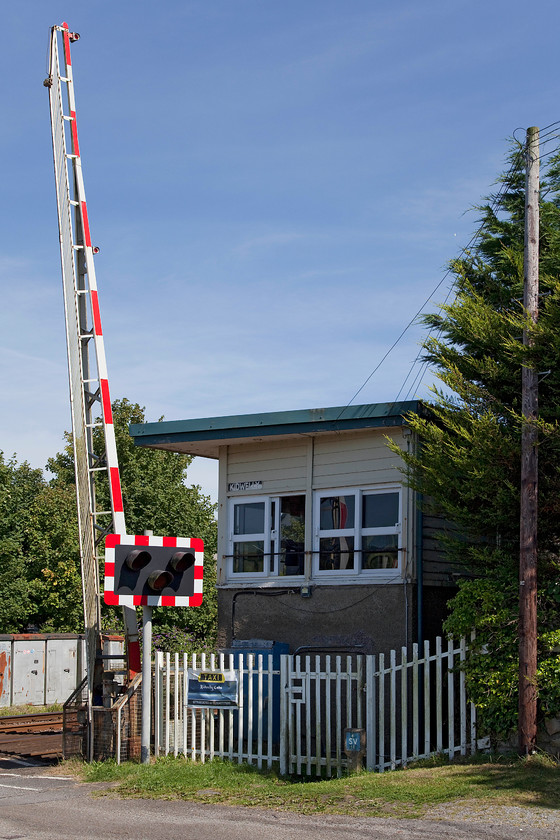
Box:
227;494;306;580
229;495;269;577
226;485;403;582
313;485;402;579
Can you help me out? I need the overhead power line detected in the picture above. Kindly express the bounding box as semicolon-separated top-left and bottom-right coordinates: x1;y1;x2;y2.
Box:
337;141;529;419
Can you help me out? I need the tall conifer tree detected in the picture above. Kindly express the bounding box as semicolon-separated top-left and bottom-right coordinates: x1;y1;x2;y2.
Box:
398;146;560;741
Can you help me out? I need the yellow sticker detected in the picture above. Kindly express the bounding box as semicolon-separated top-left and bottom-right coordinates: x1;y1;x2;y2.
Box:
198;671;225;683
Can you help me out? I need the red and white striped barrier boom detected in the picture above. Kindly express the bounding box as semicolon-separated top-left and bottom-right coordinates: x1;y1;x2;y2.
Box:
45;23;140;681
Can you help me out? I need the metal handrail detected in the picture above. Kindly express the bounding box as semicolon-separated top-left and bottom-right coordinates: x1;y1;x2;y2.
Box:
115;672;142;764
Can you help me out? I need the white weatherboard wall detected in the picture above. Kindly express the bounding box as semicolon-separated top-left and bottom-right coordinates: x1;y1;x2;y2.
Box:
227;438;308;495
312;429;405;489
217;427;414;585
224;428;405;493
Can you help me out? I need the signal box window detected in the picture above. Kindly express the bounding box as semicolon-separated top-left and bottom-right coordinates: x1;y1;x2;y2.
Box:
362;492;400;569
232;501;265;573
277;495;305;576
229;495;305;578
318;495;355;571
314;487;401;576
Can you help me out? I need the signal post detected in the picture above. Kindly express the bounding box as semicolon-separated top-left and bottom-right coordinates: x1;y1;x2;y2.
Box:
105;534;204;762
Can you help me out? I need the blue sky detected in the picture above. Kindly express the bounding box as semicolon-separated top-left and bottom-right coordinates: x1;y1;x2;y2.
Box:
1;0;559;501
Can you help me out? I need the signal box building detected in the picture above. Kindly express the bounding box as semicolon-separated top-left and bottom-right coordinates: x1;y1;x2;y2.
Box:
129;401;457;657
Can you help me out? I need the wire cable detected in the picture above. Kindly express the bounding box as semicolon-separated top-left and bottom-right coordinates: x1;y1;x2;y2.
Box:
399;131;560;404
337;143;526;417
394;140;537;405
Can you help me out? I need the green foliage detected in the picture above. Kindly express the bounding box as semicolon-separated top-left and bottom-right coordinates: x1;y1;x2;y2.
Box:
444;576;560;741
0;399;218;649
394;144;560;741
91;399;218;647
25;483;83;632
0;451;85;633
150;626;214;657
0;454;43;631
443;576;520;741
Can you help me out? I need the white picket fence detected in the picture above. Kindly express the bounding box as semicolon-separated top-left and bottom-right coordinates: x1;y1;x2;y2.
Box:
154;637;480;776
365;637;479;772
154;651;280;768
280;653;365;776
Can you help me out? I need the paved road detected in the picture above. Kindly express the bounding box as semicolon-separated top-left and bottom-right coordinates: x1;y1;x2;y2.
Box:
0;758;558;840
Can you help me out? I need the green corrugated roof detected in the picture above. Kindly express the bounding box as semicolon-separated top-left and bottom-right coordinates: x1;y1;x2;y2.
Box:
129;400;424;459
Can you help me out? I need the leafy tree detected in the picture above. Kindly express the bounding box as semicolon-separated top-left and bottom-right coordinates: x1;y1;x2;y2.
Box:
396;145;560;741
47;398;218;649
0;399;217;650
0;451;84;633
0;454;43;632
26;482;83;632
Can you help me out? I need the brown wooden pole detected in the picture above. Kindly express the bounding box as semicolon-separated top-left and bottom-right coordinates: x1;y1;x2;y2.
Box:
519;125;539;754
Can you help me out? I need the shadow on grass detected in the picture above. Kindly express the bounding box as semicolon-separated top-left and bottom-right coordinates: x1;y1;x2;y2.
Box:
406;752;560;810
454;756;560;809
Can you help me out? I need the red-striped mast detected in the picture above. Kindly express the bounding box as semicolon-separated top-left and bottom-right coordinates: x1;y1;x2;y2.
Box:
45;24;141;709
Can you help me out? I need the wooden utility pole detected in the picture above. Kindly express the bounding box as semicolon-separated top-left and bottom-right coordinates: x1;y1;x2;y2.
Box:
519;125;539;754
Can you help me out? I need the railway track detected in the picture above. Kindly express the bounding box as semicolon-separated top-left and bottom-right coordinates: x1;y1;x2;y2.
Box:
0;711;77;758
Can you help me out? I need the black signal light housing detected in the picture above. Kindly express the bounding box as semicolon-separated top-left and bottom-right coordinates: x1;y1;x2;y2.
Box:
104;535;203;607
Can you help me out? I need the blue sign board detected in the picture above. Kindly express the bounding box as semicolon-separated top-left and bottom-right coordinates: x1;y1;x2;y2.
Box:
187;669;239;708
345;729;364;752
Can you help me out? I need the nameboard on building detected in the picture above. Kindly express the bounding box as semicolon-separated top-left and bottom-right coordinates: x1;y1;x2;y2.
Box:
227;481;263;492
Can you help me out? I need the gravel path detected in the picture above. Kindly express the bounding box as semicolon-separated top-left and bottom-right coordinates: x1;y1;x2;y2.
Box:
427;799;560;834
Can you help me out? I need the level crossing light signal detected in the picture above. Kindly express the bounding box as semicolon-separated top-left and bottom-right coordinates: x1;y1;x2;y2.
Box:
104;534;204;608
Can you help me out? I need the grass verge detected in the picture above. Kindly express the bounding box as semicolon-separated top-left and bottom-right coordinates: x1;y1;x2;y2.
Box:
0;703;62;717
76;753;560;819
